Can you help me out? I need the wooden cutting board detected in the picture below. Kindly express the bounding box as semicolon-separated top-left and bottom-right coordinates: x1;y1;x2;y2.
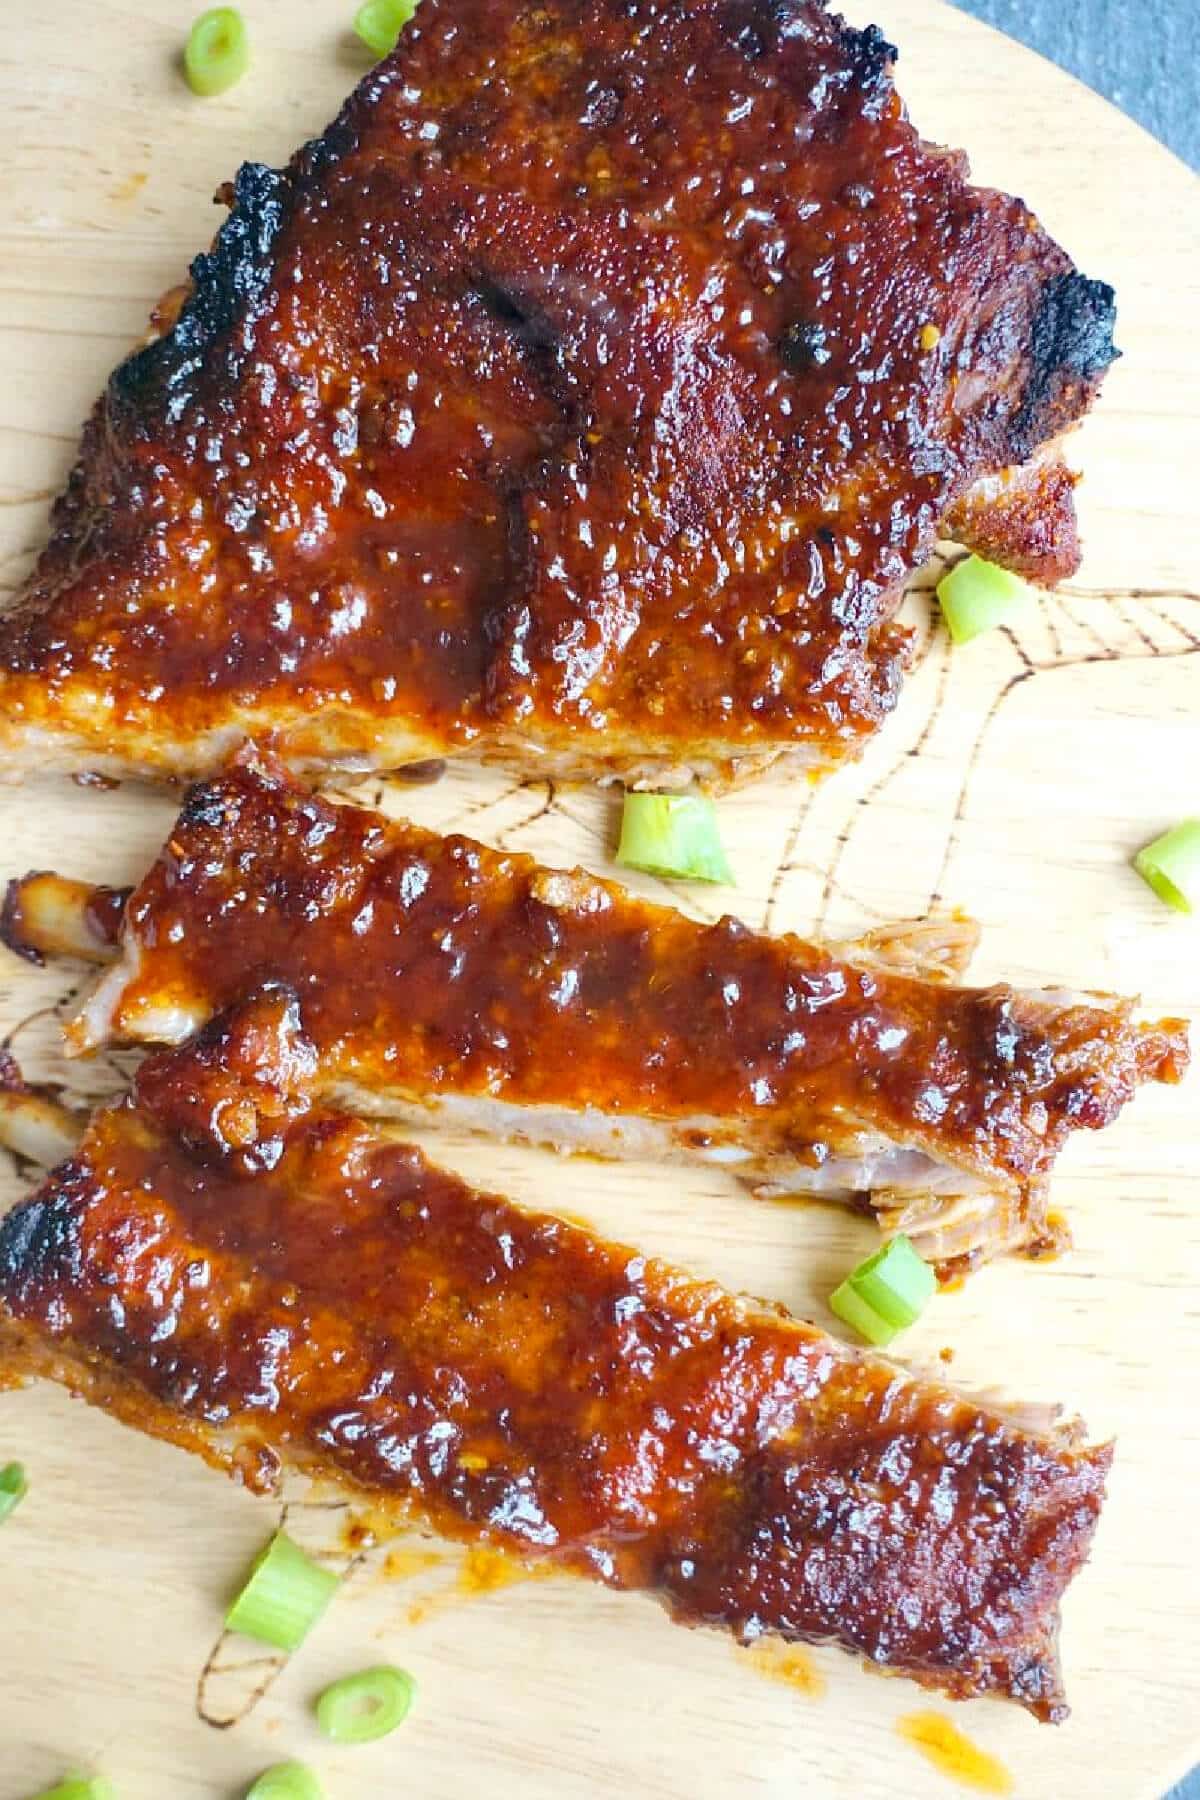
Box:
1;3;1197;1795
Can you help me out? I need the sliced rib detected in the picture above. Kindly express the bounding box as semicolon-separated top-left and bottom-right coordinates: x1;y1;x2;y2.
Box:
0;999;1110;1719
8;758;1184;1273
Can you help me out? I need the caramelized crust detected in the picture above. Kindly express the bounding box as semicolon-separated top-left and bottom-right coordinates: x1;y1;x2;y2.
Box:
63;760;1188;1269
0;1007;1111;1719
944;451;1084;584
0;0;1115;786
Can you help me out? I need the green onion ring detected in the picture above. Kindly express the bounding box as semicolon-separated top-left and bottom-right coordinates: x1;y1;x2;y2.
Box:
315;1664;416;1743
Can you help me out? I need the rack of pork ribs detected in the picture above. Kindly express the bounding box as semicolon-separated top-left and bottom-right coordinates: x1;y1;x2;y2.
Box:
0;0;1117;790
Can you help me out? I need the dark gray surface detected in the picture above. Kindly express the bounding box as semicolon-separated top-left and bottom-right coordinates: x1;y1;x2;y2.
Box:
952;5;1197;1797
954;0;1199;171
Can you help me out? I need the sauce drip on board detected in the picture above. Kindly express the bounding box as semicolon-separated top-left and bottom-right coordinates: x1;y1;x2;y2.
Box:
744;1640;826;1699
897;1711;1014;1794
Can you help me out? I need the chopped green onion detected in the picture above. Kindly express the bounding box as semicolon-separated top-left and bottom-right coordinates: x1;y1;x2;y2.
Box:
353;0;417;58
184;8;250;97
0;1460;27;1523
830;1234;936;1347
245;1765;324;1800
225;1531;339;1652
28;1778;115;1800
316;1664;416;1744
936;555;1029;645
616;792;733;885
1133;820;1200;914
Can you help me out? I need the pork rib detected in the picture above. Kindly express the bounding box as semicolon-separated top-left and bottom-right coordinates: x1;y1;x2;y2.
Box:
9;758;1185;1273
0;1002;1111;1719
0;0;1115;788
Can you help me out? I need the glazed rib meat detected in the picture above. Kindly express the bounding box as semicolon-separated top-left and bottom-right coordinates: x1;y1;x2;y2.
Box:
11;758;1185;1271
0;0;1116;788
0;1004;1111;1719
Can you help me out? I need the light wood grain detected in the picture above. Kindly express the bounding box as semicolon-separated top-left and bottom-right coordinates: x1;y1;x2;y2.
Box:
1;3;1197;1796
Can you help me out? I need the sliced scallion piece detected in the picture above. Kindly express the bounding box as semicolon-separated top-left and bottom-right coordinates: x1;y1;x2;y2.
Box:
184;8;250;97
353;0;417;59
616;792;733;885
225;1531;339;1652
0;1460;27;1523
28;1777;115;1800
245;1764;324;1800
1133;820;1200;914
936;555;1028;645
316;1664;416;1744
829;1234;936;1347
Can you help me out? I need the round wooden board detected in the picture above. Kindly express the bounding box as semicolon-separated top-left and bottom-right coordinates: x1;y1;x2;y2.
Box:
1;3;1197;1795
